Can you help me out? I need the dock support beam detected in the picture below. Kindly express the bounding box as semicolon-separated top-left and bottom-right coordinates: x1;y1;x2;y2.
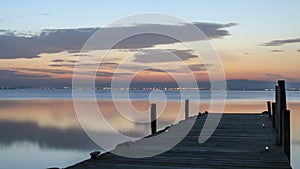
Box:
151;103;157;134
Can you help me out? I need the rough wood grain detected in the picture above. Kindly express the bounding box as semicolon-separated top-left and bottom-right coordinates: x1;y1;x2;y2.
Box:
66;114;291;169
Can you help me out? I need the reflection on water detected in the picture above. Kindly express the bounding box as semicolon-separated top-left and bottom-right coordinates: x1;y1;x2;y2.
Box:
290;102;300;168
0;141;93;169
0;100;80;129
292;141;300;168
0;99;299;168
0;120;97;150
0;100;191;169
0;100;100;169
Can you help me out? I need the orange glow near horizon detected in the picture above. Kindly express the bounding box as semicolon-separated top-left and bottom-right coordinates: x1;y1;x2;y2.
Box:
0;47;299;84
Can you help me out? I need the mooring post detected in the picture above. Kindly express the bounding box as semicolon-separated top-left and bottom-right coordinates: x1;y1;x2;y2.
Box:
275;85;281;145
151;103;157;134
278;80;287;111
185;99;189;120
274;80;290;163
282;109;290;162
271;102;276;129
279;80;287;146
267;101;271;119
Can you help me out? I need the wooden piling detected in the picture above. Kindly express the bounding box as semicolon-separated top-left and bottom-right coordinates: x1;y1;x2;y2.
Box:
151;103;157;134
267;101;271;119
278;80;287;146
282;109;290;161
185;99;189;120
271;102;276;129
273;80;290;164
278;80;287;111
275;85;281;145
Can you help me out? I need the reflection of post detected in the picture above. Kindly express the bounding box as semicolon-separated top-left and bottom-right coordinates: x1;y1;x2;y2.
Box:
185;99;189;120
151;103;157;134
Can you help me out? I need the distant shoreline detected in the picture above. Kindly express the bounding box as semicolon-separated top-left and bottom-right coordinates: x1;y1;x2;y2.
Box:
1;88;300;91
1;90;300;102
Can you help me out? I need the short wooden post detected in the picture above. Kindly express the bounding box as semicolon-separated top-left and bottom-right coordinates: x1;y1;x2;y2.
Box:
271;102;276;129
267;101;271;119
90;151;101;159
185;99;189;120
282;110;290;161
151;103;157;134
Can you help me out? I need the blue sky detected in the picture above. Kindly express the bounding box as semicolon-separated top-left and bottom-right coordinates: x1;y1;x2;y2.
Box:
1;0;299;31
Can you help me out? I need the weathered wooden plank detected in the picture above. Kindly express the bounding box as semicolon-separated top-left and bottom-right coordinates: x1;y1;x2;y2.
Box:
66;114;291;169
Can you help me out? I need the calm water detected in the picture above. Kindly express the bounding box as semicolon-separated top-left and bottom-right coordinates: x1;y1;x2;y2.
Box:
0;90;299;168
1;89;300;101
0;89;277;100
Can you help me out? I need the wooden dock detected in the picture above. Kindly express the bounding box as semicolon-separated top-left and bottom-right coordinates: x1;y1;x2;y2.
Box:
65;80;291;169
66;113;291;169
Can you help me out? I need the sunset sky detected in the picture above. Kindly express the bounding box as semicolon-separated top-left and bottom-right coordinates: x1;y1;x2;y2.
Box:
0;0;300;87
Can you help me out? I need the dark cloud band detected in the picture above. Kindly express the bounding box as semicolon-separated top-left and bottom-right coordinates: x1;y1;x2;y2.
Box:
0;22;236;59
262;38;300;46
270;49;284;52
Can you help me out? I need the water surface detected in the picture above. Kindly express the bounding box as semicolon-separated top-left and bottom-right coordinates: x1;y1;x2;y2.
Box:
0;90;299;168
